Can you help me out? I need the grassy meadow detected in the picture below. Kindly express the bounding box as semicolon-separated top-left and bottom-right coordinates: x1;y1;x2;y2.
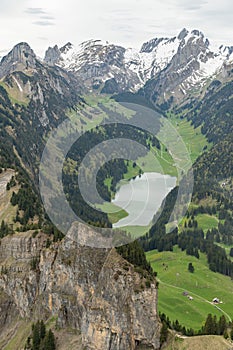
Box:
147;246;233;330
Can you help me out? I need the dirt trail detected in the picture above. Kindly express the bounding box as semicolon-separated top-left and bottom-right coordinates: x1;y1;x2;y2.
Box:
158;278;232;322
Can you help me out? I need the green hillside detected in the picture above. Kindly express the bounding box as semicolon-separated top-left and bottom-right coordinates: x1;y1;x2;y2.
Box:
147;246;233;330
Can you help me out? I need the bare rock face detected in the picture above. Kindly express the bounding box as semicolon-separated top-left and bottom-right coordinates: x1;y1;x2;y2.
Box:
44;45;61;66
0;231;161;350
0;291;19;335
0;42;37;79
44;40;142;93
80;250;160;349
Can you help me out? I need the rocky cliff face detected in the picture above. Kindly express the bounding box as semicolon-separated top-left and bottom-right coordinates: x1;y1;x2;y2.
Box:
45;40;142;93
0;229;161;350
140;29;233;106
43;29;233;100
0;42;81;120
0;42;37;79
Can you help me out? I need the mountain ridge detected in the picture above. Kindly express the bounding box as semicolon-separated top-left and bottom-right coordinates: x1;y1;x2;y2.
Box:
42;28;233;99
1;28;233;102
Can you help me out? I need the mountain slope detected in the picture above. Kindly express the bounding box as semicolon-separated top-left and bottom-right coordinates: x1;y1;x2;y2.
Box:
45;40;142;93
0;42;163;350
140;29;233;106
0;42;82;171
0;42;84;227
44;29;233;100
0;31;233;350
0;229;161;350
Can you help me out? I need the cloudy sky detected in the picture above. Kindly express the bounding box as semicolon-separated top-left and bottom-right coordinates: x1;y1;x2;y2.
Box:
0;0;233;57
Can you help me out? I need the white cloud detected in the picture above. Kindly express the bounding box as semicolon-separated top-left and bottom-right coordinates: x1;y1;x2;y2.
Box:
0;0;232;57
25;8;46;15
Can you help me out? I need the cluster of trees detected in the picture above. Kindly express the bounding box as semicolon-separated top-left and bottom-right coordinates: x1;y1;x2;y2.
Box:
116;240;156;277
11;183;42;225
160;312;197;340
140;220;233;278
24;320;56;350
159;312;233;342
193;135;233;197
218;215;233;245
178;229;233;277
6;175;16;190
97;158;128;201
187;82;233;200
187;80;233;144
42;223;64;242
187;205;217;217
182;200;233;248
0;220;13;238
0;74;81;231
139;175;233;278
202;314;233;338
0;108;20;170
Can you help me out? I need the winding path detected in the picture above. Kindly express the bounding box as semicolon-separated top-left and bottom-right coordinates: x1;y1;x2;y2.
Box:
157;278;232;322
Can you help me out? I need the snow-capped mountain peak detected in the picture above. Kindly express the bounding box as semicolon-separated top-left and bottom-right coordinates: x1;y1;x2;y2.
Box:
44;29;233;97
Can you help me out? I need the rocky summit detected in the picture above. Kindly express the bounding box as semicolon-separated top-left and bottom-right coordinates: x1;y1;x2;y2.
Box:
44;28;233;100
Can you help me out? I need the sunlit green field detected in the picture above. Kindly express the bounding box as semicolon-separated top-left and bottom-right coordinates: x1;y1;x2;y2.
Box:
195;214;219;232
147;246;233;330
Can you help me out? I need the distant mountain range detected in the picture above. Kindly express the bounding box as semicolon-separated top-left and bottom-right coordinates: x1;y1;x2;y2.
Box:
0;27;232;175
1;28;233;107
43;28;233;101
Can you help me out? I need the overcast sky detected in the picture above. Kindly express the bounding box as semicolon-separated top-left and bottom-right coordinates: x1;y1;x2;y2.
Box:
0;0;233;57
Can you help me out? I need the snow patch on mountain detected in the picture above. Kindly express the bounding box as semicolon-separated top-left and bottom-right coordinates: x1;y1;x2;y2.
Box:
44;28;233;95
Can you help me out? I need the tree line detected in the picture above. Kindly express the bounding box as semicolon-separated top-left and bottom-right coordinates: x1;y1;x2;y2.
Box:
159;312;233;345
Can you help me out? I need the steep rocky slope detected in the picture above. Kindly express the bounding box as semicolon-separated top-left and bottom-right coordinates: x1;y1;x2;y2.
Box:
45;40;142;93
0;227;160;350
44;29;233;100
0;42;83;180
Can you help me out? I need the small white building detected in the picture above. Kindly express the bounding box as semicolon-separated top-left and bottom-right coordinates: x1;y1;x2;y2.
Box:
212;297;220;304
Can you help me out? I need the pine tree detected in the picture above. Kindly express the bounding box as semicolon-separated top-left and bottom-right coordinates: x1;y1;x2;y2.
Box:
193;248;199;259
218;315;227;335
230;248;233;258
230;327;233;341
44;329;56;350
204;314;213;335
188;262;194;273
160;321;168;344
40;320;46;339
212;315;218;335
32;322;40;350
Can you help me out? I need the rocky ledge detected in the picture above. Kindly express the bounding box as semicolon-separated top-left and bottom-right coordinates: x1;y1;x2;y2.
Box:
0;228;161;350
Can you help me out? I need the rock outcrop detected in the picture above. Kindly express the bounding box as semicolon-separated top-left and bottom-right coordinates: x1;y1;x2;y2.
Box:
43;29;233;103
0;230;161;349
0;42;37;79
